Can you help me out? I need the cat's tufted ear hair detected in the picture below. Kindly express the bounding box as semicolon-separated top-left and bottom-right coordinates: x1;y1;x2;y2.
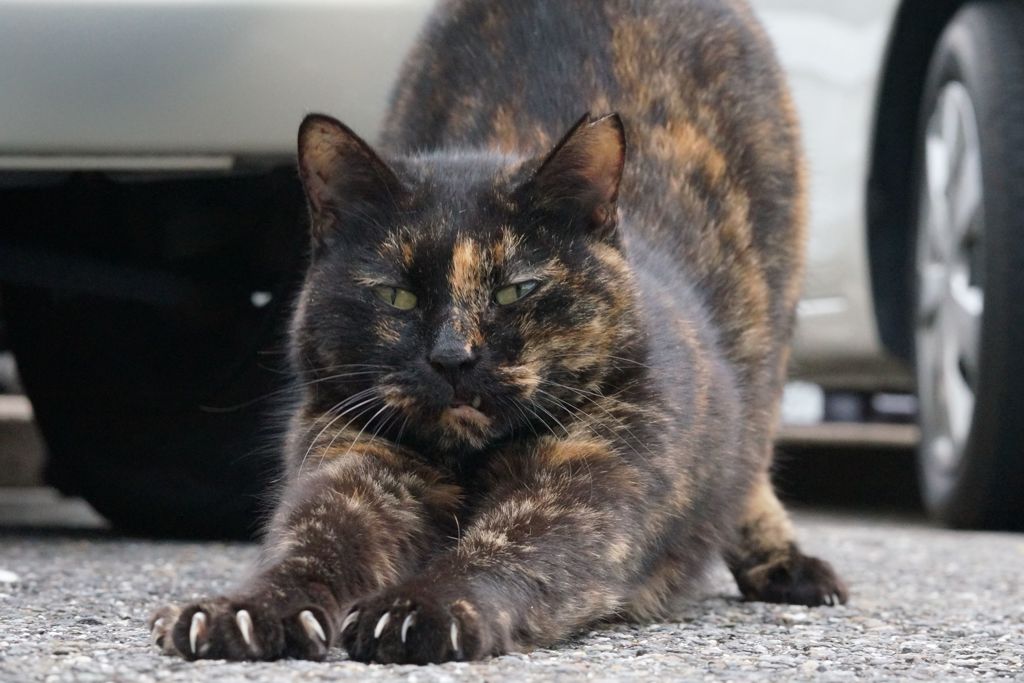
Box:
518;113;626;241
297;113;406;248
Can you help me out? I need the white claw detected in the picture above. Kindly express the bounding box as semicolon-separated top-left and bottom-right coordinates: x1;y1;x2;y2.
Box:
189;612;207;655
151;617;165;645
235;609;254;647
299;610;327;643
450;620;460;654
401;613;415;643
341;610;360;634
373;612;391;639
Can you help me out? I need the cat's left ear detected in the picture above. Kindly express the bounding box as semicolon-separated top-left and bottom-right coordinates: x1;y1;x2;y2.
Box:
518;113;626;241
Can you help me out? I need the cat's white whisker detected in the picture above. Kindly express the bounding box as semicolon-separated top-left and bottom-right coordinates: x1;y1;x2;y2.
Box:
340;403;393;461
317;400;383;467
502;396;541;439
300;390;380;470
527;395;572;438
395;413;411;446
536;380;657;463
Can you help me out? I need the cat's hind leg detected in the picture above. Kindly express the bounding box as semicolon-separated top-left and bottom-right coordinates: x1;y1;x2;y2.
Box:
725;471;848;606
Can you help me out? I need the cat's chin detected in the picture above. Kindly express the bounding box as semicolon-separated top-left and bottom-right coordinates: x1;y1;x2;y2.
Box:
432;404;495;451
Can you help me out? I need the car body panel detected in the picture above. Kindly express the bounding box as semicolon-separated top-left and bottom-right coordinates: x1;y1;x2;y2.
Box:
0;0;433;163
1;0;909;386
752;0;907;385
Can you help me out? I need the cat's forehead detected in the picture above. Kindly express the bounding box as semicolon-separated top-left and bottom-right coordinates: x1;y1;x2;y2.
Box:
363;152;556;287
401;152;525;222
377;225;524;273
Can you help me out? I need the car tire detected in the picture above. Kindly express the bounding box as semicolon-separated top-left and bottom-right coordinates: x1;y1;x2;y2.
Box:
912;1;1024;529
2;169;306;539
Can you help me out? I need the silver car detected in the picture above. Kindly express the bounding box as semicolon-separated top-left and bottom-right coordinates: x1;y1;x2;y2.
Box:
1;0;1021;533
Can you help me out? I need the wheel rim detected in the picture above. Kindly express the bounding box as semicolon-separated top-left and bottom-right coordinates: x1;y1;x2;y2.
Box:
916;81;985;482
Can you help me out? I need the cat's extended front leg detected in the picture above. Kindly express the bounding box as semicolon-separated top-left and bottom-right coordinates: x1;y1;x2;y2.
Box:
151;448;460;661
341;438;647;664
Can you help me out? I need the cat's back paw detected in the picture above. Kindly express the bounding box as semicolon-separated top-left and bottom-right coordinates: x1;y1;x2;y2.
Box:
149;597;331;661
735;552;849;607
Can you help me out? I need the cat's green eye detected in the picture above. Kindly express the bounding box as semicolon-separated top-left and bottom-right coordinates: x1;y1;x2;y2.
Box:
494;280;539;306
374;286;418;310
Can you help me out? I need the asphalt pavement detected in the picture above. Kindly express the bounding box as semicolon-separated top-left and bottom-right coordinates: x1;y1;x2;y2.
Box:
1;492;1022;682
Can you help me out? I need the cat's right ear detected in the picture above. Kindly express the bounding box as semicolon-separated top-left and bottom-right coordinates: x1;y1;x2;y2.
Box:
297;113;405;248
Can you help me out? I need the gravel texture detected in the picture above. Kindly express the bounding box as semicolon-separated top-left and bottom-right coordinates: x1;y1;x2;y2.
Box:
1;510;1022;682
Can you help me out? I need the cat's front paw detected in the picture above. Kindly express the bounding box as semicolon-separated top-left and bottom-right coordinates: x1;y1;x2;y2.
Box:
737;552;849;607
341;588;489;664
149;597;332;661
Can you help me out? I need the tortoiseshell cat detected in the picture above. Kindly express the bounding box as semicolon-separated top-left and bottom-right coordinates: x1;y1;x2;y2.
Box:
152;0;847;664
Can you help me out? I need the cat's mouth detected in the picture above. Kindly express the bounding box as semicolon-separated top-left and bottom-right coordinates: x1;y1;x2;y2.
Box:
444;395;489;424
